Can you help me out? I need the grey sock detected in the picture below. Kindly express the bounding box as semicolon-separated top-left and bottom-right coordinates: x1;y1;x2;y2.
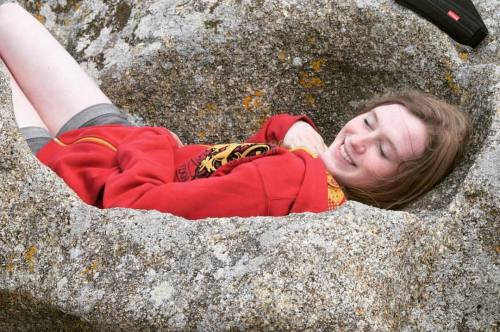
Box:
20;126;53;155
56;103;131;136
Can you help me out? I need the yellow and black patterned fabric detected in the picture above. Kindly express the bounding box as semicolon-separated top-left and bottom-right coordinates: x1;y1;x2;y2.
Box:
195;143;272;178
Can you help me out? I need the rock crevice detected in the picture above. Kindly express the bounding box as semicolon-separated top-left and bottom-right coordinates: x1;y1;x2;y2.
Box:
0;0;498;330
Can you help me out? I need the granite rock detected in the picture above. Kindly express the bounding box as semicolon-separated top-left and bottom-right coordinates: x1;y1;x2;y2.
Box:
0;0;498;330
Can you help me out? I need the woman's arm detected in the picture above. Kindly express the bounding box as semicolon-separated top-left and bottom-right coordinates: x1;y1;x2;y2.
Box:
282;121;327;155
246;113;327;154
103;161;268;220
101;129;269;219
245;113;318;144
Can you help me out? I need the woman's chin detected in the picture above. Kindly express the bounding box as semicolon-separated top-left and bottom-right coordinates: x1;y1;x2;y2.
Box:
320;153;345;181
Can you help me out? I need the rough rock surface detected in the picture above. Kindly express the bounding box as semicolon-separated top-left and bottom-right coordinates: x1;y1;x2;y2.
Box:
0;0;498;330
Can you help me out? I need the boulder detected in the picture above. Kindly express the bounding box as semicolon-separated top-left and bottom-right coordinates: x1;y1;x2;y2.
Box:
0;0;498;330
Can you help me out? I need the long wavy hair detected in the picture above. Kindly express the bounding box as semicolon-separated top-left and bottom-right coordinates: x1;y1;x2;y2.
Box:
343;90;471;209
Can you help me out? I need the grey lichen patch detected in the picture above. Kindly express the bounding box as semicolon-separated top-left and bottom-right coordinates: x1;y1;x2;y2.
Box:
21;0;46;23
50;0;80;15
72;18;108;60
149;281;176;307
62;1;132;69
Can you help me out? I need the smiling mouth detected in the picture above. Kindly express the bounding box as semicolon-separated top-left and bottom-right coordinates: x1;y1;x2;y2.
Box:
340;141;356;166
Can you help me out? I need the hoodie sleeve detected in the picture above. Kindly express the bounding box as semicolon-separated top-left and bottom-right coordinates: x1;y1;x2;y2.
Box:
245;113;318;144
102;130;268;219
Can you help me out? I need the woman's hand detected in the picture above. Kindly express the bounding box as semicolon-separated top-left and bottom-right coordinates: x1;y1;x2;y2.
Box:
283;121;327;155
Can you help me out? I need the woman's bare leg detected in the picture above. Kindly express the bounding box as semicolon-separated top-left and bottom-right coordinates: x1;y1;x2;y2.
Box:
0;2;112;135
7;68;49;130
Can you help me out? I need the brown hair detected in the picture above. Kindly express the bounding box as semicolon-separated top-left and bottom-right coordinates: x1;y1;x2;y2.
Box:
343;89;471;209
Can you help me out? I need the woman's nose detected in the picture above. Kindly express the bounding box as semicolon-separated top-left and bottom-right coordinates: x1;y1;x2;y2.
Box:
350;134;367;154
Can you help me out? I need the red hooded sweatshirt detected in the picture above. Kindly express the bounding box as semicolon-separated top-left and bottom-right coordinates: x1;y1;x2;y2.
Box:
36;114;346;219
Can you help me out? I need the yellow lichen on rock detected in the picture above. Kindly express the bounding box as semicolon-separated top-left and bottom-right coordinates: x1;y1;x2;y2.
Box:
206;103;218;112
5;257;15;273
197;131;207;140
305;93;316;107
444;70;461;95
24;245;37;272
311;58;325;72
278;50;288;62
242;90;264;111
81;260;101;281
299;71;324;89
355;307;365;316
458;51;469;62
34;13;46;23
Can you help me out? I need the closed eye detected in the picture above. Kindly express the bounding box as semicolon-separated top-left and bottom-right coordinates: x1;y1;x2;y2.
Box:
366;116;389;159
379;145;388;159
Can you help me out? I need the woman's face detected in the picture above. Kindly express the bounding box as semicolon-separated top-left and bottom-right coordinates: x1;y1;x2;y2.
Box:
319;104;428;189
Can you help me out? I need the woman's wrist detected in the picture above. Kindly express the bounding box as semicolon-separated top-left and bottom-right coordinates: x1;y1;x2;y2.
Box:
283;121;327;154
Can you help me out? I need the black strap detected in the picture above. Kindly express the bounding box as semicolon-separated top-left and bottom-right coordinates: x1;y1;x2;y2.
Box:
395;0;488;48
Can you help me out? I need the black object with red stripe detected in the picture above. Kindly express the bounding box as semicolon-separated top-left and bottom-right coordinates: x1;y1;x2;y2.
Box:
395;0;488;48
